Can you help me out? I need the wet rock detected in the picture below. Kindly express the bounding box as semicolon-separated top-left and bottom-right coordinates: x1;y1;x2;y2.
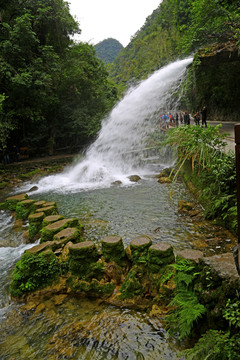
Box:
36;205;57;217
148;243;175;273
128;175;141;182
34;200;46;208
28;211;45;240
178;200;194;214
5;193;28;211
157;177;171;184
40;218;80;243
16;199;35;220
53;227;82;245
26;241;53;254
68;241;99;277
177;249;204;263
130;235;152;264
101;236;125;264
42;214;64;227
28;186;38;192
156;167;173;178
112;180;122;185
202;253;239;281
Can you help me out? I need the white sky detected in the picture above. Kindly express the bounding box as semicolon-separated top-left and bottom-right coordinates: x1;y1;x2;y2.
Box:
67;0;161;47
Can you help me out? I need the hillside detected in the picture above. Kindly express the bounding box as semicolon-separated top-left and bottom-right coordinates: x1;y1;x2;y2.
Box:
110;0;240;121
94;38;123;64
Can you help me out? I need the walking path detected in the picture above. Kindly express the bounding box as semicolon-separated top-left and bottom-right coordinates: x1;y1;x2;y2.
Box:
209;121;236;152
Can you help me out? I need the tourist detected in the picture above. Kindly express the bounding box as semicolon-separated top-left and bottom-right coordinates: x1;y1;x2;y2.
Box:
201;106;207;127
184;111;190;125
194;111;200;125
13;145;20;162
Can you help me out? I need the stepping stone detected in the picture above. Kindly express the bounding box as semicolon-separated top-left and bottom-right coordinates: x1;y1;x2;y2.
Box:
101;236;125;263
5;193;29;211
130;235;152;264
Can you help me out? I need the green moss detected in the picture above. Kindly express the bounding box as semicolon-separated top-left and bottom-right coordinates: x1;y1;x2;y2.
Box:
10;251;60;297
28;212;45;240
68;241;100;278
120;264;147;300
130;235;152;265
16;199;36;220
5;194;29;211
67;277;114;297
101;236;125;264
40;218;81;243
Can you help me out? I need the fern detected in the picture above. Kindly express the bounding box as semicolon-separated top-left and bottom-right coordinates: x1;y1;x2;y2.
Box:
168;288;206;338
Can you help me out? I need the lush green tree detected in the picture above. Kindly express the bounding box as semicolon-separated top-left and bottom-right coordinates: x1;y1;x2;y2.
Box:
0;0;118;154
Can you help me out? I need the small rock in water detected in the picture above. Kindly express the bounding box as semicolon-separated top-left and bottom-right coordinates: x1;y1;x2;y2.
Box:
112;180;122;186
28;186;39;192
128;175;141;182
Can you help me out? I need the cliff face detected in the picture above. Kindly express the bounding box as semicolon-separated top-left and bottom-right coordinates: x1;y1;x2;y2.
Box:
182;43;240;121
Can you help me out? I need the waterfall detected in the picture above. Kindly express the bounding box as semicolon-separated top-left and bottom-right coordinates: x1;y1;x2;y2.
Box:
27;57;193;193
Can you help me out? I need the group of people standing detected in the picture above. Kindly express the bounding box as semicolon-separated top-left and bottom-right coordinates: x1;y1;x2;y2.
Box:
1;145;20;165
160;107;207;129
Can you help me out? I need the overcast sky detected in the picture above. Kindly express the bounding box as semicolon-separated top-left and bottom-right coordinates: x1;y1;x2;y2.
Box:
67;0;161;47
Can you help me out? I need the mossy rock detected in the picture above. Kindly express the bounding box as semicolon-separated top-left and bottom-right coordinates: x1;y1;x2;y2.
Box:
28;211;45;240
128;175;141;182
42;214;64;227
5;193;29;211
53;227;82;246
148;243;175;273
9;251;60;297
34;200;47;209
16;199;35;220
101;236;125;264
68;241;99;278
130;235;152;264
26;241;53;254
67;277;115;297
178;200;194;213
36;205;58;217
40;218;80;243
120;264;147;300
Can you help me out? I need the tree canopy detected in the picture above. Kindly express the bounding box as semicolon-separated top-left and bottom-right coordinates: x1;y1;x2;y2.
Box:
0;0;118;154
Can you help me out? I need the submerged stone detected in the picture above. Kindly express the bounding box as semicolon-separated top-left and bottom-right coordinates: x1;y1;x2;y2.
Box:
101;236;125;264
16;199;35;220
5;193;29;211
130;235;152;264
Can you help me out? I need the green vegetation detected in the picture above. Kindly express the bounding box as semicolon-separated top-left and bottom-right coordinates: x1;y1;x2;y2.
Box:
161;125;237;232
94;38;123;63
110;0;240;88
0;0;118;153
10;251;60;297
166;258;206;339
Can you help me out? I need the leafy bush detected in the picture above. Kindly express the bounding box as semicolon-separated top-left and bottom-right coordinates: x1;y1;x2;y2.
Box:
10;251;60;297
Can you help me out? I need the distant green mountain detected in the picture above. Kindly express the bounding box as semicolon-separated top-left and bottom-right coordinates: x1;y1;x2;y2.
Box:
94;38;123;64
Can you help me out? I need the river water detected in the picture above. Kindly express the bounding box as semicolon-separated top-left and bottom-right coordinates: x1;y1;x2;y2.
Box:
0;58;211;359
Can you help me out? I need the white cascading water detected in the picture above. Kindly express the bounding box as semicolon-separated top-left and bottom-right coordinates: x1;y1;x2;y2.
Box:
28;57;193;193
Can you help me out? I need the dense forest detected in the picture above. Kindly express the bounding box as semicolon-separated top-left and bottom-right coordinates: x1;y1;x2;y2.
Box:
94;38;123;64
1;0;240;156
0;0;118;156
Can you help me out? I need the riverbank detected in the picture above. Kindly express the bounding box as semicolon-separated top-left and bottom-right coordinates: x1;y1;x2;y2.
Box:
0;153;78;198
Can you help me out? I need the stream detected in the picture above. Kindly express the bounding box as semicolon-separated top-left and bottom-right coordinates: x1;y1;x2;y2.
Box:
0;58;235;359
